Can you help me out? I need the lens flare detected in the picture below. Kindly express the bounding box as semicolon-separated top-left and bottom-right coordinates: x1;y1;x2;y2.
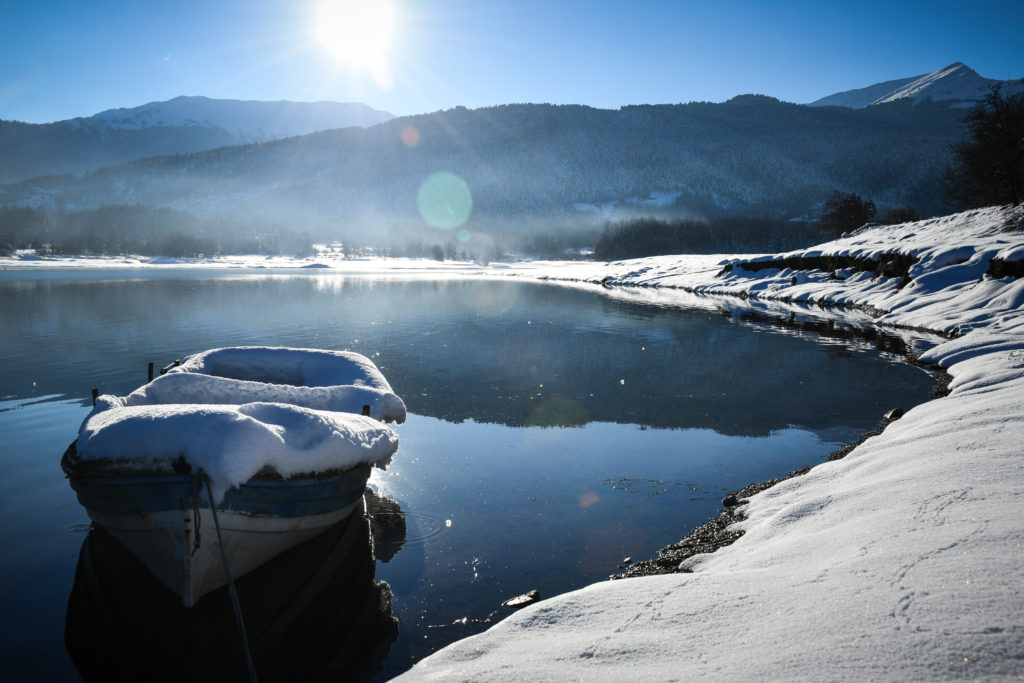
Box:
401;125;420;146
417;171;473;230
578;491;600;509
526;397;589;428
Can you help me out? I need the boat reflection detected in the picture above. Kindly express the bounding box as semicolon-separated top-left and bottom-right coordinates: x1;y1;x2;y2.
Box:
65;491;406;682
366;487;407;563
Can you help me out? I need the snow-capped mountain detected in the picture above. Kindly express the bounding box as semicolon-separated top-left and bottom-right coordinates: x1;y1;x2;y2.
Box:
0;96;394;183
810;62;1021;109
79;95;394;142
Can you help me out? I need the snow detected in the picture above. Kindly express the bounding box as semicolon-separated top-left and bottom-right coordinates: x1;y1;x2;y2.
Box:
809;62;1014;109
0;252;504;272
140;346;408;424
809;74;920;109
875;62;994;107
399;204;1024;680
77;346;405;503
76;403;399;504
78;95;394;141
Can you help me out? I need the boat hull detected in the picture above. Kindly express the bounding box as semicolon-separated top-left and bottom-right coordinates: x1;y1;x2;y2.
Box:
63;444;371;607
65;508;398;681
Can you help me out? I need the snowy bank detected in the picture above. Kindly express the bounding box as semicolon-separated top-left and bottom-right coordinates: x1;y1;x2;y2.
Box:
402;205;1024;680
0;250;500;274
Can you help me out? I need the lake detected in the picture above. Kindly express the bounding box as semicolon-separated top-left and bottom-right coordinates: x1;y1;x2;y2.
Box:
0;270;939;680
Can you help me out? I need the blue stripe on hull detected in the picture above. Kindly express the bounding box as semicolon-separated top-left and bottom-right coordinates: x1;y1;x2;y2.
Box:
67;464;371;519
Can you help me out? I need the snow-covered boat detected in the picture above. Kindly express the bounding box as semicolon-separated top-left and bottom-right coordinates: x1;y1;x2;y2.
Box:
62;346;406;607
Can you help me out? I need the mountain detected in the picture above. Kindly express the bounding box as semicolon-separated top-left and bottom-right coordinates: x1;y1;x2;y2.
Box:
0;97;965;241
0;96;393;184
82;96;394;142
810;62;1022;109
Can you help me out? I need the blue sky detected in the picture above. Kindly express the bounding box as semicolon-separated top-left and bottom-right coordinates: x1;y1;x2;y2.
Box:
2;0;1022;123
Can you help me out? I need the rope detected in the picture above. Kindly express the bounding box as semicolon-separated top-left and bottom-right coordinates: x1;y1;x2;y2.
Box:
190;474;202;556
202;472;259;683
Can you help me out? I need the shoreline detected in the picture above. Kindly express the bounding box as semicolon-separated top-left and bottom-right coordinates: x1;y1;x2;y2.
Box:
400;205;1024;680
615;350;954;581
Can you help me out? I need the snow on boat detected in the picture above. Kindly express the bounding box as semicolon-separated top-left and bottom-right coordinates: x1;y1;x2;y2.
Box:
62;346;405;607
122;345;407;424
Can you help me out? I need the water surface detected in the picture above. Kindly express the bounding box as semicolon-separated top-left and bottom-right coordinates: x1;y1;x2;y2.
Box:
0;271;939;679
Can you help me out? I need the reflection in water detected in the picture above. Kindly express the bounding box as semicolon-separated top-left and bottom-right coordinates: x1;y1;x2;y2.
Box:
366;487;407;563
1;275;936;438
65;497;400;682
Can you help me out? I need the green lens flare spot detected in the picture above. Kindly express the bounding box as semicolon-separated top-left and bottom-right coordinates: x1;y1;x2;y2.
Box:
418;171;473;230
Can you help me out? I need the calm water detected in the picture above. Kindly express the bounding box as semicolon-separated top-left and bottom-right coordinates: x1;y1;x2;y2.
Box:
0;271;939;680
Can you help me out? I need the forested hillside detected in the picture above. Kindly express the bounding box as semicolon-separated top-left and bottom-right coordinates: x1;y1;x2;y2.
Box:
0;97;966;256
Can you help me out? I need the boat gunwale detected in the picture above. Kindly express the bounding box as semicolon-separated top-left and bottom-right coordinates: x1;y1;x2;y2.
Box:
61;441;373;485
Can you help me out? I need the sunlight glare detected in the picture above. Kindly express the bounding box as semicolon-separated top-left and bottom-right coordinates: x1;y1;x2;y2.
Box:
315;1;396;71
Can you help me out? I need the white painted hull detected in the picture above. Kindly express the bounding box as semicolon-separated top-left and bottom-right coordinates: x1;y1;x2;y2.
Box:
86;499;362;607
63;443;373;607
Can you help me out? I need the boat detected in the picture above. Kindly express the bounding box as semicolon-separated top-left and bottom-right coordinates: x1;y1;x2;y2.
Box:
65;497;399;682
62;346;406;607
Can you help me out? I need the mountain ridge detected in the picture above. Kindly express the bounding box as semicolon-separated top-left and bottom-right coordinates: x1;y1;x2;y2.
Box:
0;96;393;184
810;62;1021;109
0;98;964;237
78;95;394;141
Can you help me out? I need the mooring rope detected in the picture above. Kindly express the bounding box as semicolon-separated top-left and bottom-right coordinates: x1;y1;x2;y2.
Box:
190;474;202;556
202;472;259;683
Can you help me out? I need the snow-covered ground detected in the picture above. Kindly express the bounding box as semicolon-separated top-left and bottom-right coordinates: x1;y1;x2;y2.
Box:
0;251;496;273
398;205;1024;680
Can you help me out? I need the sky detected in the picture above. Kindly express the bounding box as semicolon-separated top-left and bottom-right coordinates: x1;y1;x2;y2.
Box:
2;0;1022;123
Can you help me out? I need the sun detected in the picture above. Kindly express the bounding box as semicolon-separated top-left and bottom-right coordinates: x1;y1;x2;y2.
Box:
315;0;396;68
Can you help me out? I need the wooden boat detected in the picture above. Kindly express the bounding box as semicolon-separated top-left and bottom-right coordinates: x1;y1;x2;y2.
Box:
62;346;404;607
62;445;373;607
65;499;398;681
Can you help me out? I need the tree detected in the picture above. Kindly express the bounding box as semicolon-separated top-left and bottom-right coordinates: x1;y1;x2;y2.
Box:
819;191;877;237
944;85;1024;208
881;206;922;225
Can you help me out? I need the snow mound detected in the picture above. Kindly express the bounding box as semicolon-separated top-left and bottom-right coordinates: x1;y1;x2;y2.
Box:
76;402;399;504
143;346;407;423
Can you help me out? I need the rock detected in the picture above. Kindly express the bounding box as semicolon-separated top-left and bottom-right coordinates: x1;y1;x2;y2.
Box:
722;494;739;507
884;408;904;421
503;590;541;609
